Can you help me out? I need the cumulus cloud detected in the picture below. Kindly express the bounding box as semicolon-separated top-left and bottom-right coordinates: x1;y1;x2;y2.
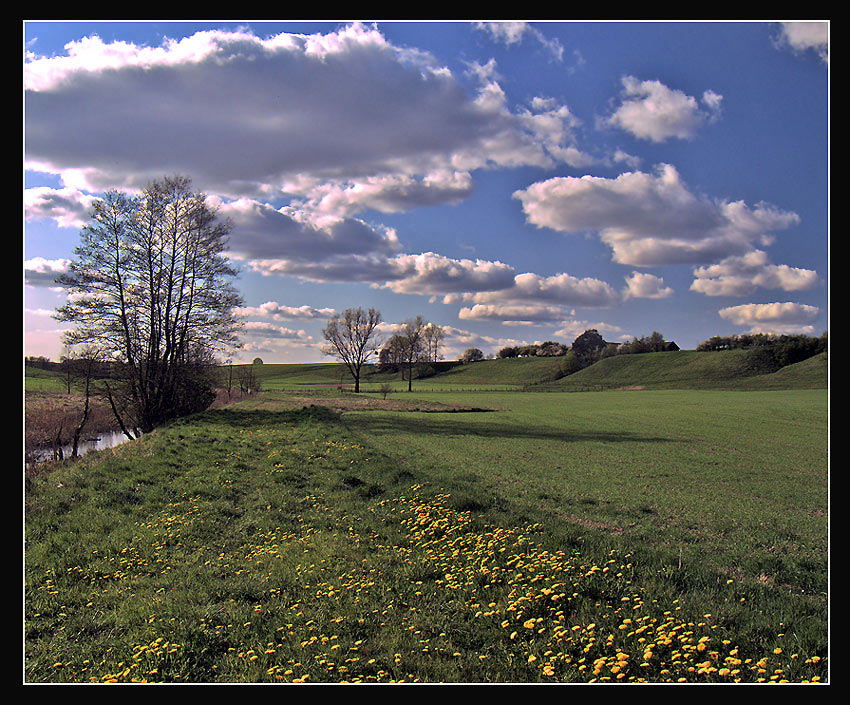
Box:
25;187;97;229
453;271;621;324
219;198;401;263
605;76;722;142
241;321;312;341
381;253;517;299
236;302;336;321
777;21;828;63
25;257;69;287
690;250;820;297
474;21;565;62
458;302;575;325
479;271;620;307
513;164;800;266
25;23;587;216
717;301;820;334
623;271;673;299
552;320;627;341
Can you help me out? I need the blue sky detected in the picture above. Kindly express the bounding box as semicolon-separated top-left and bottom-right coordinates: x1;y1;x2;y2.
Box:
24;20;829;363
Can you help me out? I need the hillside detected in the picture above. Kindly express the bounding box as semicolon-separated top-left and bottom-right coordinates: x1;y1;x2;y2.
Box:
239;357;564;391
404;355;562;387
28;349;828;397
547;349;828;391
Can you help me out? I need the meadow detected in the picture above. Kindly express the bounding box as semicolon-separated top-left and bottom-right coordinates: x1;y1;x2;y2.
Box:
25;365;828;683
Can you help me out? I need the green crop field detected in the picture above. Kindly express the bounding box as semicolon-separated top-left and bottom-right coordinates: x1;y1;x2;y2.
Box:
25;362;829;683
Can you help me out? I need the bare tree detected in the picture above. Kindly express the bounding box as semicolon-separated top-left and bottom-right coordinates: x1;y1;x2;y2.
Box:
399;315;428;392
321;308;382;393
423;323;445;363
55;176;243;436
236;363;262;396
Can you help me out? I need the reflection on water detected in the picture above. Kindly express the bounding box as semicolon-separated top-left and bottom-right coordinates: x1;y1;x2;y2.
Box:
29;429;135;466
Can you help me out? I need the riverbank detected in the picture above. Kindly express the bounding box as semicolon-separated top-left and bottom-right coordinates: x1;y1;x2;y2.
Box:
25;388;260;472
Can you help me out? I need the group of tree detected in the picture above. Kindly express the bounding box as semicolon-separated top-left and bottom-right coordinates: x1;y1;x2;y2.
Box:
25;355;54;370
325;311;448;392
497;341;569;359
697;331;827;367
54;175;243;439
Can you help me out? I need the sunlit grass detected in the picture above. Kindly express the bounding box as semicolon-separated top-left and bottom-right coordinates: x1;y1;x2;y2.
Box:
25;392;828;683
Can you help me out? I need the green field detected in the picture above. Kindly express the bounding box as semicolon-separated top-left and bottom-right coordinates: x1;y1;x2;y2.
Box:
244;349;829;392
26;348;828;394
25;355;829;683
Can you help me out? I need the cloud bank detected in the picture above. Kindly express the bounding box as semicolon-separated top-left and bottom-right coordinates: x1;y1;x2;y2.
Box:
25;23;586;215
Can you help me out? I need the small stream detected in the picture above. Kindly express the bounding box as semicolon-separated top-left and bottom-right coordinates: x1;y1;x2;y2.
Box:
28;429;136;466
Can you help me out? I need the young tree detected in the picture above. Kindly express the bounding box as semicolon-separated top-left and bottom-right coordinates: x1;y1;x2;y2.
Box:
55;176;243;435
321;308;382;393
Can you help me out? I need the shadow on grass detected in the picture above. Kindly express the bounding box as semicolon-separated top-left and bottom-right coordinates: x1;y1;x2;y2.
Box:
343;412;678;445
180;404;343;430
184;403;676;446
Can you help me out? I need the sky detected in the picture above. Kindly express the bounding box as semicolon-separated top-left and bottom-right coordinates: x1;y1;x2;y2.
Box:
24;20;829;363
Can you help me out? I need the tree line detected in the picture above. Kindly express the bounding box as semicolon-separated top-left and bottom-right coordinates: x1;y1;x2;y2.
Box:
696;332;827;368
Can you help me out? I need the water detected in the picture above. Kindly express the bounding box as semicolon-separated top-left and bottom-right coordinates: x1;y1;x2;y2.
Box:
29;429;135;466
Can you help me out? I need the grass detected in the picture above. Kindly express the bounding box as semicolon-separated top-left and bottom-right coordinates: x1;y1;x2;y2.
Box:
25;386;828;683
224;348;828;394
548;350;828;392
25;366;68;393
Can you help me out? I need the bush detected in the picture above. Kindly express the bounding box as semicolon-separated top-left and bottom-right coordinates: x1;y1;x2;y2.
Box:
461;348;484;363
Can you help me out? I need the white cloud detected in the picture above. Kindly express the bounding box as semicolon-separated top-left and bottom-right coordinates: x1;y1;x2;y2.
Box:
242;320;312;341
474;21;529;46
514;164;800;266
455;271;622;324
623;271;673;299
381;253;517;298
458;303;575;324
777;22;828;63
717;301;820;334
26;23;586;216
219;198;401;263
24;257;70;287
690;250;820;297
474;22;565;62
236;302;336;321
605;76;722;142
25;187;96;229
552;320;626;342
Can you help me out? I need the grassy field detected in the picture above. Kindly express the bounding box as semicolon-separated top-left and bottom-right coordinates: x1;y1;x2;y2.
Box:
221;349;829;394
25;382;828;683
548;350;828;392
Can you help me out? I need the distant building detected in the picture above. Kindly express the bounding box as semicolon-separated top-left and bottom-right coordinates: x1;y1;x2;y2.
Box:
663;341;679;351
